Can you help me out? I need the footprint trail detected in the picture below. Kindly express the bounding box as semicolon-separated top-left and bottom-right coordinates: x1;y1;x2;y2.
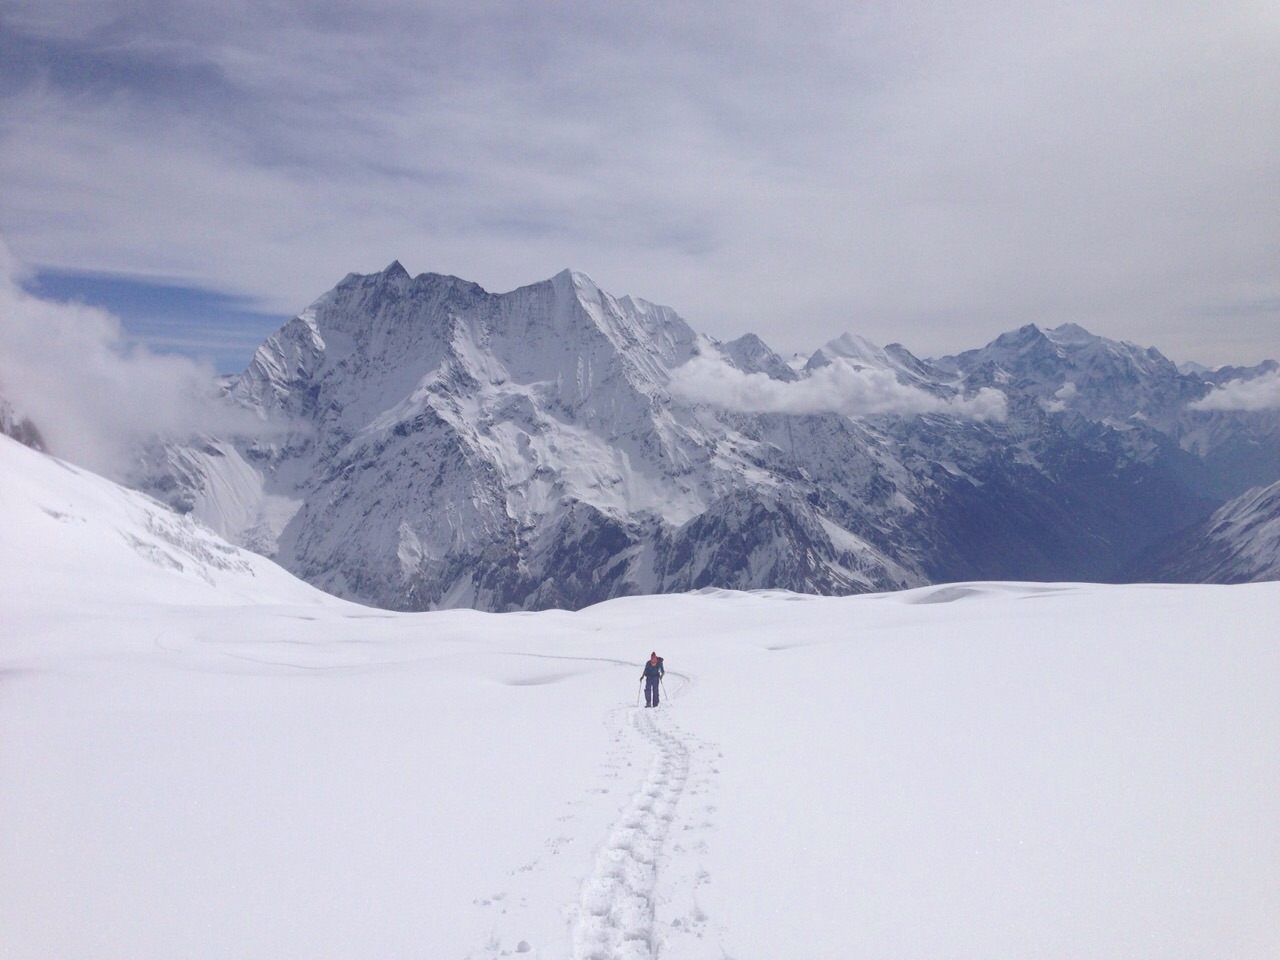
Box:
571;708;690;960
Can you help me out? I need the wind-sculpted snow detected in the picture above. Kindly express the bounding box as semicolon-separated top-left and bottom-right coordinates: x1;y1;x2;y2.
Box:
131;265;1280;611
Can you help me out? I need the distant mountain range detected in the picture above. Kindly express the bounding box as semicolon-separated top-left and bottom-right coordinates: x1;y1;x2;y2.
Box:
108;263;1280;610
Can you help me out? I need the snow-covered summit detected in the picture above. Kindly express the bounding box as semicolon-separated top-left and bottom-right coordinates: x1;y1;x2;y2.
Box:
807;332;891;371
144;264;916;610
938;322;1207;428
809;332;957;397
718;332;800;382
132;267;1280;611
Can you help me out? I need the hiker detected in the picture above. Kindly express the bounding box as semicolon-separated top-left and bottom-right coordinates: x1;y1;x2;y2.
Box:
641;651;664;707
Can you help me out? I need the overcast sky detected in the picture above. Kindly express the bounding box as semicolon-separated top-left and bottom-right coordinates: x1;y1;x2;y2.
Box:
2;0;1278;372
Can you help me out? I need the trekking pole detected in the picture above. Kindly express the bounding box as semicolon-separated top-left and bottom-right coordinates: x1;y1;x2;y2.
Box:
660;676;666;706
636;679;643;707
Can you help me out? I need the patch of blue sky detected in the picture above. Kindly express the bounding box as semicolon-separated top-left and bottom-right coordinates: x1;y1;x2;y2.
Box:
27;270;286;374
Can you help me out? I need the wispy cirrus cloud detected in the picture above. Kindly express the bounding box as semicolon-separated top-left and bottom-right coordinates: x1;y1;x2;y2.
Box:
670;352;1008;422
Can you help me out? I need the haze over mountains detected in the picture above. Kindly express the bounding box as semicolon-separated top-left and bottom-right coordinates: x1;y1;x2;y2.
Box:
11;263;1279;611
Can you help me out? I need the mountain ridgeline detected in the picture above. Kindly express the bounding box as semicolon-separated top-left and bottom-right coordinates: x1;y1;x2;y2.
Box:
134;263;1280;610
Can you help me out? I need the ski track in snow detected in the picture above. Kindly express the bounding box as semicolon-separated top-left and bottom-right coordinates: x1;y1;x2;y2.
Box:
570;704;691;960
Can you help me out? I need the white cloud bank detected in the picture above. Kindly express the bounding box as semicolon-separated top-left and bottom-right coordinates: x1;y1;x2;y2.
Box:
1189;369;1280;412
670;353;1008;422
0;242;257;477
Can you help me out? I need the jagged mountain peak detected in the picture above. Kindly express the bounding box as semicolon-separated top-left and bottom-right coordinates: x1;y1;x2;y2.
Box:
322;264;486;316
1043;322;1098;346
1203;358;1280;386
990;323;1049;349
236;264;706;453
134;262;1280;613
547;270;687;335
1043;322;1173;366
806;332;947;393
722;333;798;381
936;318;1214;432
808;332;888;370
947;319;1180;378
550;266;597;289
725;332;771;352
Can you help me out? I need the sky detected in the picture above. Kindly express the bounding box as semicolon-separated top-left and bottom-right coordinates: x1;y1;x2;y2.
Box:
0;242;264;476
1;0;1278;373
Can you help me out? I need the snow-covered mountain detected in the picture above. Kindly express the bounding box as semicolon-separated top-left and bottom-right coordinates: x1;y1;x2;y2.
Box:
132;265;1280;610
939;323;1280;498
1131;480;1280;584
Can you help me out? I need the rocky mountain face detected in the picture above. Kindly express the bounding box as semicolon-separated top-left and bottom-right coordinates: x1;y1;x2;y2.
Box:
1130;480;1280;584
132;264;1280;610
0;395;45;452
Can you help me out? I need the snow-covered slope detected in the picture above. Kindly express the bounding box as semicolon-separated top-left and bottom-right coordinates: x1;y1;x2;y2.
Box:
0;435;332;608
132;266;1280;611
1133;479;1280;584
2;437;1277;958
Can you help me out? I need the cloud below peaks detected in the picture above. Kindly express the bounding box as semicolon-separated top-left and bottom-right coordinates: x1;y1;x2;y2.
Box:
1189;369;1280;412
669;352;1008;422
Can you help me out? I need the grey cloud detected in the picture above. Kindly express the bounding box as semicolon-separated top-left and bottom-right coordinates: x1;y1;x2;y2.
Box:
0;27;239;109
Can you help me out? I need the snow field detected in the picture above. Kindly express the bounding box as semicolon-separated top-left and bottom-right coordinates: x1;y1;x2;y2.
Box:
1;437;1278;958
